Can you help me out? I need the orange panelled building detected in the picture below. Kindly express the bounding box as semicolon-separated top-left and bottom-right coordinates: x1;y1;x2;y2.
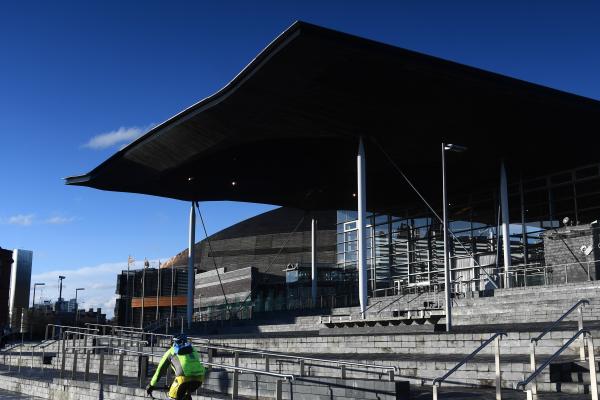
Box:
114;266;189;327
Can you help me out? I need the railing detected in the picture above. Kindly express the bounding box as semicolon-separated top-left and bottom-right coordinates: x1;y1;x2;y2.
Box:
84;323;143;336
63;343;294;400
201;343;397;380
45;324;99;340
517;329;598;400
432;332;507;400
527;299;589;396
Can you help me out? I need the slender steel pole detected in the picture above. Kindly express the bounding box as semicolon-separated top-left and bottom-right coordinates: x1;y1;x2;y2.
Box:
187;202;196;328
170;266;174;322
442;143;452;331
156;262;161;320
500;160;512;288
311;218;317;307
140;264;146;329
357;137;368;319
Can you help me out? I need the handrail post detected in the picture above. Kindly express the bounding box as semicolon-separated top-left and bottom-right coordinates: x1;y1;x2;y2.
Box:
529;341;537;395
275;379;283;400
587;334;598;400
84;350;90;381
117;351;124;385
578;305;586;361
494;335;502;400
98;351;104;383
60;334;66;379
232;369;239;399
71;349;78;379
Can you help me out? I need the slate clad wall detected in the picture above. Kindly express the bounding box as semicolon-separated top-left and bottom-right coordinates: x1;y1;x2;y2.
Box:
164;207;336;275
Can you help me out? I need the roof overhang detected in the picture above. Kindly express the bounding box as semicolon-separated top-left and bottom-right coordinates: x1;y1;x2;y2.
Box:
67;21;600;217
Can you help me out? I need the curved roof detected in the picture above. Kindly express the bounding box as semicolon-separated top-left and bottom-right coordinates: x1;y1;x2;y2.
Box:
66;21;600;215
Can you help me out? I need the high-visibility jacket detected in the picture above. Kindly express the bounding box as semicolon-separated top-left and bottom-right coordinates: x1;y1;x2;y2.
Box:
150;346;205;386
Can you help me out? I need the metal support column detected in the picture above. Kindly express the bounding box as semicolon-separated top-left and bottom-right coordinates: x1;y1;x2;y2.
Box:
311;218;317;307
187;202;196;329
357;137;368;319
442;143;452;331
500;161;512;288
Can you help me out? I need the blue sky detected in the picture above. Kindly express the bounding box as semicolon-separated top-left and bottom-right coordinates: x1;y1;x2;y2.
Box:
1;0;599;314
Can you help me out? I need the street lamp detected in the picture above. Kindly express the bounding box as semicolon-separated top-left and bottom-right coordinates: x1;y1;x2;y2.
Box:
442;143;468;332
32;283;45;308
75;288;85;325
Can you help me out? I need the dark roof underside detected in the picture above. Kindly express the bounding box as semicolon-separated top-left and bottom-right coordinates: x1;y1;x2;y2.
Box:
67;21;600;217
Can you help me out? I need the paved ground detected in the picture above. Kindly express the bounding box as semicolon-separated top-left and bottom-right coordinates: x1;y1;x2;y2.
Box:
0;389;42;399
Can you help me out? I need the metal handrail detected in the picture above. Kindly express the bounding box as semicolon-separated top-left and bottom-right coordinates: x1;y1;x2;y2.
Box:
202;343;398;373
85;322;144;332
65;343;295;382
62;330;148;345
433;332;507;386
109;346;295;381
518;329;590;390
31;339;57;350
47;324;99;337
531;299;589;343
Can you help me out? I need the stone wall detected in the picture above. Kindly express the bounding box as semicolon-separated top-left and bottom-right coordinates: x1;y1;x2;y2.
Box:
542;224;600;283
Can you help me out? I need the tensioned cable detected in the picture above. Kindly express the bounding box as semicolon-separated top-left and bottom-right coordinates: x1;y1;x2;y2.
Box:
194;201;229;308
234;212;307;317
370;137;499;289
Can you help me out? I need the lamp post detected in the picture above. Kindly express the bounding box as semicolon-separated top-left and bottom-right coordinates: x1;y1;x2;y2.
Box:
442;143;468;332
32;283;45;308
75;288;85;325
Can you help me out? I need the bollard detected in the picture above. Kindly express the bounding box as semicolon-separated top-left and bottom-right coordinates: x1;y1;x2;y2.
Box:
84;350;90;381
98;351;104;383
388;368;395;382
275;379;283;400
529;341;537;395
587;335;598;400
265;356;270;372
45;325;49;341
180;317;184;334
432;384;438;400
71;350;78;380
340;364;346;379
52;325;56;340
494;336;502;400
117;352;124;385
41;348;45;376
299;359;305;376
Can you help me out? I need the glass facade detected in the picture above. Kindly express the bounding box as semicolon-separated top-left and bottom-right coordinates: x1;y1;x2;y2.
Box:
337;162;600;295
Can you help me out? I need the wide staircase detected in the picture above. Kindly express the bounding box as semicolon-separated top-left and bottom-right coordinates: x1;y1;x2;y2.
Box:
2;282;600;399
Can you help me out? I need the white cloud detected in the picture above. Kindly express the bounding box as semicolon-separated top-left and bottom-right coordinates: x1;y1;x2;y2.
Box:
6;214;34;226
83;124;153;150
44;216;76;225
32;258;165;319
